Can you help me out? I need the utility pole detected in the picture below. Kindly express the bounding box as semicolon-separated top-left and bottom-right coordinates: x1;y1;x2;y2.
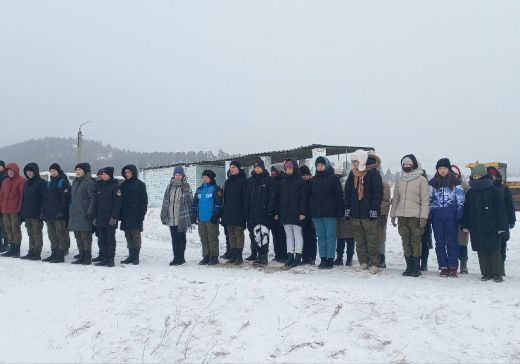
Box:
77;121;92;164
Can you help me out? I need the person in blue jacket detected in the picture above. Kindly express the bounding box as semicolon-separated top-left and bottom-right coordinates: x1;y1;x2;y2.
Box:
193;170;222;266
429;158;465;278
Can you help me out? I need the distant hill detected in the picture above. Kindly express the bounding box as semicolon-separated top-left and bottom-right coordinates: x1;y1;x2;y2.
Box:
0;138;231;174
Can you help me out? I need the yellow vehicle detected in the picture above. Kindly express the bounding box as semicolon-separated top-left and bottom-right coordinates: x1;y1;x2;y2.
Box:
466;162;520;211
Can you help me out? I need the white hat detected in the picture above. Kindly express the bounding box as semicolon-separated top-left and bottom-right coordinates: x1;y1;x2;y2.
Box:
351;150;369;172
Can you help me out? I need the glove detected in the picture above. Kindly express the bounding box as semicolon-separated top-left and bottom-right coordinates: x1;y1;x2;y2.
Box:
391;217;397;227
274;215;279;221
369;210;378;221
108;218;117;226
56;212;64;220
498;230;505;235
210;215;219;224
420;218;428;229
344;209;351;219
510;222;515;229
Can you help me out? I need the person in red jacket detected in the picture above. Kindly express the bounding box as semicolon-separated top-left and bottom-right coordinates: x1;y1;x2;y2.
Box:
0;163;26;257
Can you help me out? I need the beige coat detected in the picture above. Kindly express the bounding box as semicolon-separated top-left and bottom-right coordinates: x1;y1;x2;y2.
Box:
390;171;430;220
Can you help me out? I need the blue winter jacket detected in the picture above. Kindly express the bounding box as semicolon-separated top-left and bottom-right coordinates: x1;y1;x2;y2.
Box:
193;183;222;223
429;177;465;220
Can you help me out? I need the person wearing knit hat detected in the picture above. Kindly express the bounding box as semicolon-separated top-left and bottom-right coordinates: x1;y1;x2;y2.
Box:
41;163;71;263
194;169;223;266
275;159;307;268
161;165;195;266
271;163;287;264
221;161;248;265
344;152;384;274
246;158;275;266
462;165;508;282
390;154;430;277
90;166;122;267
429;158;465;278
298;165;317;265
487;166;516;275
309;156;345;269
69;162;97;265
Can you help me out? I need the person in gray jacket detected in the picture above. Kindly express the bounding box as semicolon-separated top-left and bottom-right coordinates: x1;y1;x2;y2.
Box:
69;163;95;265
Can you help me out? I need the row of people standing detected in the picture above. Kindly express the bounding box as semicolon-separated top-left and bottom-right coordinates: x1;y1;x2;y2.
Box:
0;161;148;268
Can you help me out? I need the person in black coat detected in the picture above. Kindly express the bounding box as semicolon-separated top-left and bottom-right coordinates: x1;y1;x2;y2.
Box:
20;163;47;260
119;164;148;265
275;159;307;268
221;161;248;265
93;167;122;267
462;165;508;282
42;163;71;263
309;156;345;269
487;167;516;271
300;165;317;265
246;159;275;266
0;161;9;252
344;150;384;273
271;164;287;263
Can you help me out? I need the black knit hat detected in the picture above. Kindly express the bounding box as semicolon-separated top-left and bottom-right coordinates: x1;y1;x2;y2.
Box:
230;160;241;170
49;163;62;173
435;158;452;170
100;166;114;178
75;163;91;174
202;169;216;181
254;159;265;170
0;160;5;168
401;154;419;170
300;165;311;176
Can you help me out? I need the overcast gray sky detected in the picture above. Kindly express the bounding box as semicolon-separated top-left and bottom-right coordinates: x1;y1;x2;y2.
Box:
1;1;519;172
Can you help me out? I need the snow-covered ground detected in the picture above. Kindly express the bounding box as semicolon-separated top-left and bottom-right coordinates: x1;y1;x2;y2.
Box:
1;210;519;363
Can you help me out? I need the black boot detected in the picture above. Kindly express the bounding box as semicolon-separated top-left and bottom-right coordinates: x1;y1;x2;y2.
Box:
234;249;244;265
51;249;65;263
346;252;353;266
245;250;257;261
325;258;334;269
106;258;115;267
220;239;231;259
199;256;210;265
402;257;412;276
318;258;327;269
420;258;428;272
285;253;294;268
259;252;268;266
10;245;20;258
334;254;344;266
0;241;9;253
380;254;386;268
132;249;140;265
227;248;237;264
42;249;56;262
82;251;92;265
1;244;14;257
409;257;422;277
20;249;34;260
30;251;41;261
92;253;103;262
209;256;219;266
95;258;108;266
71;251;85;264
291;253;301;268
121;249;134;264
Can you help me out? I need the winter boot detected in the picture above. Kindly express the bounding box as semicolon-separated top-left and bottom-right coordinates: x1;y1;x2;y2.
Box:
318;257;327;269
92;251;103;262
1;244;14;257
73;252;81;259
285;253;294;268
245;251;257;261
356;263;369;272
71;252;85;264
259;252;268;266
346;252;354;266
51;250;65;263
493;275;503;283
379;254;386;269
439;267;449;277
9;245;21;258
369;265;380;274
82;251;92;265
106;258;115;267
481;275;492;281
227;248;237;264
20;249;34;260
30;251;41;261
325;258;334;269
402;257;412;276
459;258;468;274
132;249;140;265
420;258;428;272
291;253;302;268
121;249;133;264
448;267;458;278
0;242;9;253
209;256;219;266
199;256;210;265
95;259;108;266
334;254;344;266
42;249;56;262
409;257;422;277
220;241;231;260
234;249;244;265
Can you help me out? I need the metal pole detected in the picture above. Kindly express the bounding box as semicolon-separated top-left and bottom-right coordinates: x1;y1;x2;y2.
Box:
77;121;92;164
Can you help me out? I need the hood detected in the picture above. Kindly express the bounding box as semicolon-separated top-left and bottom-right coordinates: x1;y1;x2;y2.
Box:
401;154;419;170
100;167;115;179
5;163;20;177
351;150;369;172
75;163;92;175
367;152;382;170
284;159;301;178
315;156;333;170
23;163;41;179
122;164;139;180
